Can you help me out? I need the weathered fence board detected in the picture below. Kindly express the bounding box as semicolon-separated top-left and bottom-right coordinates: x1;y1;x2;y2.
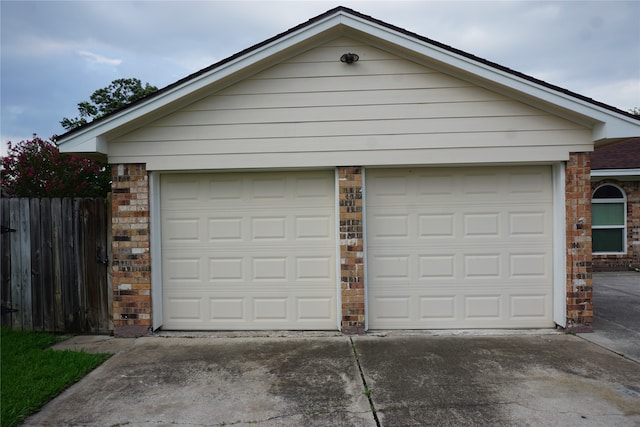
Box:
0;197;111;333
1;199;11;326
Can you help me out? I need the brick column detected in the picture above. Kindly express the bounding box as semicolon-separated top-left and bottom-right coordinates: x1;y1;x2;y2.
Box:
565;152;593;331
338;167;365;334
111;164;152;337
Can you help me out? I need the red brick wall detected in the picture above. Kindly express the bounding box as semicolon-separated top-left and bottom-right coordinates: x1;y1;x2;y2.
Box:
338;167;365;334
111;164;152;337
591;179;640;271
565;152;593;331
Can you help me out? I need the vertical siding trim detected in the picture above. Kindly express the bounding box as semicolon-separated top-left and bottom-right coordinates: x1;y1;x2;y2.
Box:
334;168;342;331
552;163;567;327
361;167;369;331
150;172;164;331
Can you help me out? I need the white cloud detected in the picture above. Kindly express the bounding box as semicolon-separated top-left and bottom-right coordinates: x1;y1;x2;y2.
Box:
77;50;122;66
5;105;25;119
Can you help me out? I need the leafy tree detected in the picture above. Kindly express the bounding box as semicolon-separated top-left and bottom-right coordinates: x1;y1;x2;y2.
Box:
0;136;111;198
630;107;640;116
61;78;157;131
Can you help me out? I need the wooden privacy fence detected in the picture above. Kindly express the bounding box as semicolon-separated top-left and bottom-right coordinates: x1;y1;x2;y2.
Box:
1;197;111;333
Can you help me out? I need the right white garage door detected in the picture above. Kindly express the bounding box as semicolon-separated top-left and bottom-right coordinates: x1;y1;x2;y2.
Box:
366;166;554;329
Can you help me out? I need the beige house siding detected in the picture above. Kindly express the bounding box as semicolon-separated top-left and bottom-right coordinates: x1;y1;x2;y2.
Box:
109;37;591;170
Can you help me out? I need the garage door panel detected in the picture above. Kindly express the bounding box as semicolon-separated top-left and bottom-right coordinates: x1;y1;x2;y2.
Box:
510;294;548;319
371;296;412;320
417;174;455;195
509;212;548;236
209;217;243;240
464;295;501;319
296;256;333;280
165;297;203;322
252;257;288;280
509;253;548;278
161;171;336;330
508;170;548;194
419;214;455;238
210;298;244;320
166;258;202;281
370;215;410;239
464;254;501;278
463;213;500;236
253;298;288;320
295;176;334;199
295;216;332;239
462;173;499;194
164;218;201;242
370;255;411;279
297;297;333;320
208;178;243;200
367;166;554;329
163;179;200;201
420;296;456;319
419;255;456;278
252;177;286;199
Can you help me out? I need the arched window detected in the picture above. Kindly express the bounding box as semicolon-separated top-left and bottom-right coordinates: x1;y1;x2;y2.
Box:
592;184;626;253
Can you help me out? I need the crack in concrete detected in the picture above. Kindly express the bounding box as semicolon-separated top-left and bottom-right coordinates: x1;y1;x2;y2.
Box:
350;337;381;427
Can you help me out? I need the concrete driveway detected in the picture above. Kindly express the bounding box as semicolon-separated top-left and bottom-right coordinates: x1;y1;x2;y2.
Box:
25;272;640;426
26;331;640;426
578;272;640;362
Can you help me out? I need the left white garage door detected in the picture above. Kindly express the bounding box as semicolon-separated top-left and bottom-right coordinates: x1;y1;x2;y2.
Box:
160;171;336;330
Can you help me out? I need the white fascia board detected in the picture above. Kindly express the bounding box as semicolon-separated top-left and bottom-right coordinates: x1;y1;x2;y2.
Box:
340;13;640;142
591;169;640;177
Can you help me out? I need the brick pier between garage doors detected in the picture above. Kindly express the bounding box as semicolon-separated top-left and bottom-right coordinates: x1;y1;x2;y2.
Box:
110;160;593;337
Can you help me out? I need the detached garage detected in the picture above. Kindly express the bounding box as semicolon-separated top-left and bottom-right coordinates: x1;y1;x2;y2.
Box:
57;7;640;336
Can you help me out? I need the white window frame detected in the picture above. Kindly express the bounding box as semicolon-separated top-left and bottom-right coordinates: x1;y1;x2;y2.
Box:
592;183;627;255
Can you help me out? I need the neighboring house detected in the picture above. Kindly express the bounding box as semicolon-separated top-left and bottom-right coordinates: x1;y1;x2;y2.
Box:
57;7;640;337
591;138;640;271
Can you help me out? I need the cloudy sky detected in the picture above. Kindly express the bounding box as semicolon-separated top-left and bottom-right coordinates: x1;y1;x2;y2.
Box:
1;1;639;153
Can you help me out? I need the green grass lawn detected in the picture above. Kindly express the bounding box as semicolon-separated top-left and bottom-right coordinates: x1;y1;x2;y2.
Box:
1;327;110;427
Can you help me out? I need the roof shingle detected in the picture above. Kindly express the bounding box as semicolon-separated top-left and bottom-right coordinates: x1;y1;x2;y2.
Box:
591;138;640;170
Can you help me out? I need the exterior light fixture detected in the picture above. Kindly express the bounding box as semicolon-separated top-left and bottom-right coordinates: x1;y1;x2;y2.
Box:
340;53;359;64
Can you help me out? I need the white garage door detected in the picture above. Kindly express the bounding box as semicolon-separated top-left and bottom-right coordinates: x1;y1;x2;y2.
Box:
367;166;554;329
161;171;336;330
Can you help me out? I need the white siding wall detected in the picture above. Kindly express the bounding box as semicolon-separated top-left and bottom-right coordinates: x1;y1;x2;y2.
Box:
109;37;591;170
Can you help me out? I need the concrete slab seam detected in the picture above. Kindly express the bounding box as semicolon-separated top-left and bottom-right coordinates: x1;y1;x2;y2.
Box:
350;336;381;427
575;333;640;365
